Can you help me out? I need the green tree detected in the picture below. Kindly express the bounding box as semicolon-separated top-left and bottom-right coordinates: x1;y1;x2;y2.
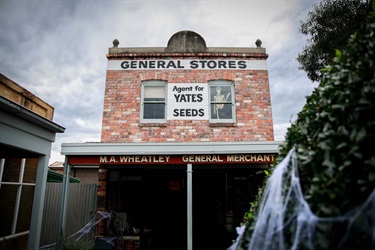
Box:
236;3;375;249
297;0;371;82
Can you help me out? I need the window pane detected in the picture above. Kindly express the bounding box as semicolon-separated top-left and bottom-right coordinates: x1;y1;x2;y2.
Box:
16;186;34;233
142;83;166;121
2;158;21;182
210;86;232;103
144;86;165;98
23;158;38;183
144;103;165;119
0;185;17;237
210;103;233;119
209;83;234;120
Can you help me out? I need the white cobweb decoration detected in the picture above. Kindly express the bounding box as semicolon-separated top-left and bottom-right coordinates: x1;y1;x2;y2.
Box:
229;148;375;250
39;211;115;250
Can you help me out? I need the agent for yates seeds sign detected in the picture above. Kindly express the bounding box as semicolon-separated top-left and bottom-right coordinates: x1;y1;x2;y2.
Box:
167;83;209;120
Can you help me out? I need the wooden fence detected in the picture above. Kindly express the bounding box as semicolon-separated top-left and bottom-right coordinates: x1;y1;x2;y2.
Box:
40;183;97;247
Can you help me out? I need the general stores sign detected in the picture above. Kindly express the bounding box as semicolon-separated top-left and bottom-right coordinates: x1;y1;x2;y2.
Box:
167;83;209;120
107;59;268;70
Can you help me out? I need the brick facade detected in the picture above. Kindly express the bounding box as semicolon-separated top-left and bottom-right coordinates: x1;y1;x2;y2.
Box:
73;168;98;184
57;31;282;245
101;56;273;143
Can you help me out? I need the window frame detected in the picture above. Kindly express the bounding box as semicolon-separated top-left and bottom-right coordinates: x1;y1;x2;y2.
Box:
0;158;34;239
140;80;167;123
208;80;236;123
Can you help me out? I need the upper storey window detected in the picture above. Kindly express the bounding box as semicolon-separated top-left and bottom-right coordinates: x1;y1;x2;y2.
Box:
209;81;236;123
140;80;235;124
141;81;167;123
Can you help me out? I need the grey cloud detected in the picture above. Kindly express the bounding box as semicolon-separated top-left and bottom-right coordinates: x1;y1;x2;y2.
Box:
0;1;321;163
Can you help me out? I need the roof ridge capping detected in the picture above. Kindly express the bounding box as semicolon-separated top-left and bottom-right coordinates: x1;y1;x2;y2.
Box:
108;30;266;54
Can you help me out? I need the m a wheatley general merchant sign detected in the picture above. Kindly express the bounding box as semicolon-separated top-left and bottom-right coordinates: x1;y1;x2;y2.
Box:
107;59;268;70
68;153;276;165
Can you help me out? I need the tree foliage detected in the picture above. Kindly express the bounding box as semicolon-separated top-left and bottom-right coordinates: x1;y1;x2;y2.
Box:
286;6;375;218
237;2;375;249
297;0;372;82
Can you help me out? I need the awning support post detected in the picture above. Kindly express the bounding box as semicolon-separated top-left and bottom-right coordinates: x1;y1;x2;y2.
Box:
187;163;193;250
57;157;70;249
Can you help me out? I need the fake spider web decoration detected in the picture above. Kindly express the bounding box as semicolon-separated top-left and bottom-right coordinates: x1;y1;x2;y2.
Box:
39;211;115;250
229;148;375;250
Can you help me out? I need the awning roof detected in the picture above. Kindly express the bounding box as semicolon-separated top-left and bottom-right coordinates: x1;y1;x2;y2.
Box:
61;141;282;156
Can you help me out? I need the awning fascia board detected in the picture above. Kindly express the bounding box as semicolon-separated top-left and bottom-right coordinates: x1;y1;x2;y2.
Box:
61;141;282;156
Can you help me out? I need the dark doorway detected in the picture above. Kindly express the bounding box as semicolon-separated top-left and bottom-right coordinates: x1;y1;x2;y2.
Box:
193;169;228;249
192;167;266;249
107;165;266;250
107;168;187;249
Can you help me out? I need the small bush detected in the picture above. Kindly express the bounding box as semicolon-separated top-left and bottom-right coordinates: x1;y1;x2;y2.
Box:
61;237;94;250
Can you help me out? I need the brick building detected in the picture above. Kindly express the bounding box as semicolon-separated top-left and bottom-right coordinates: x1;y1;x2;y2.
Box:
0;74;65;249
61;30;280;249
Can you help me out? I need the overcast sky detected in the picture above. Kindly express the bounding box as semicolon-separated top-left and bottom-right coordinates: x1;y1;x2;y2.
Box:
0;0;320;164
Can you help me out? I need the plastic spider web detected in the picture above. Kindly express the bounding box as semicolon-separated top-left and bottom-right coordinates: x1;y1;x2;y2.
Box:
39;210;115;249
228;148;375;250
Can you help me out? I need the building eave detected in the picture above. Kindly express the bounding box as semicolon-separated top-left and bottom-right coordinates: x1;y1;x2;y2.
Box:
0;96;65;133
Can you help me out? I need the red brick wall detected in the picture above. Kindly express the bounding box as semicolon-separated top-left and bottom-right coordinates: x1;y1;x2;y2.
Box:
101;57;274;143
73;168;98;184
95;168;107;236
97;53;274;238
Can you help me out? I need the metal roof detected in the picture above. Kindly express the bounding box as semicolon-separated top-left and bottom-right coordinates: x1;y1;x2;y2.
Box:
61;141;282;156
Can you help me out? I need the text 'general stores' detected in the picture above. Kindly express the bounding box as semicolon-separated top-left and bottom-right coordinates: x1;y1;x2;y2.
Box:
107;59;268;71
99;154;276;164
121;60;247;69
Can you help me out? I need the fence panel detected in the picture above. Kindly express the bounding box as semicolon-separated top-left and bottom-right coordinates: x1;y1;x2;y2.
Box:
40;183;97;247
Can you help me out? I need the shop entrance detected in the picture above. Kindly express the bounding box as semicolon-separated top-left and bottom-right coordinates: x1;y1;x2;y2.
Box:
193;169;228;248
192;168;265;249
107;165;266;250
107;167;187;249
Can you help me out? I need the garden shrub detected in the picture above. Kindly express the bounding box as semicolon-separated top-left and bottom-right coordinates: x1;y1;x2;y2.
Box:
237;4;375;249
